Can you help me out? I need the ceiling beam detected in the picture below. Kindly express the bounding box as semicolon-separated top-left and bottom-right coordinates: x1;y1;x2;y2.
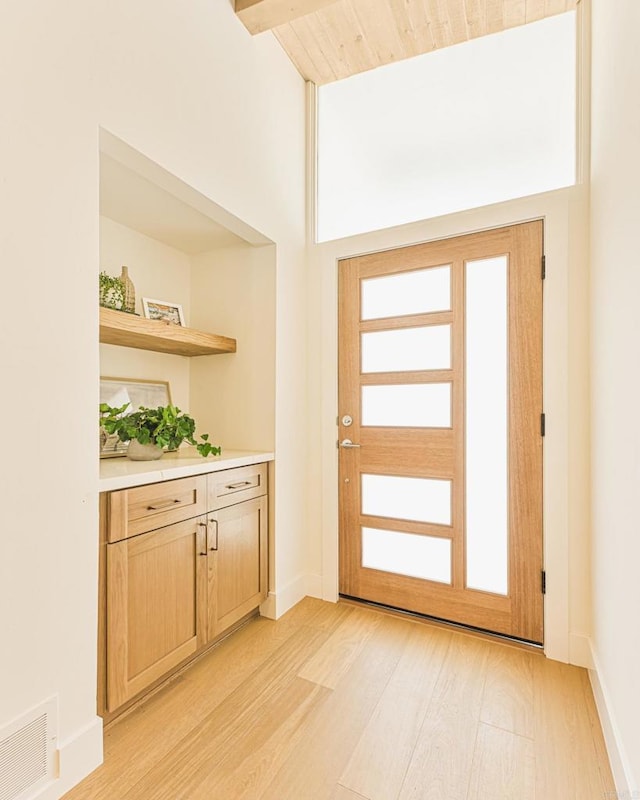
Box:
235;0;340;35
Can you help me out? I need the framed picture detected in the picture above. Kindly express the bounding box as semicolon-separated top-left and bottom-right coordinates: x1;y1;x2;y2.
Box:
99;377;171;458
142;297;186;326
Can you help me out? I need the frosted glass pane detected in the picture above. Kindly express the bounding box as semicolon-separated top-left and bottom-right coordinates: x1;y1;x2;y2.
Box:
361;267;451;320
362;474;451;525
361;325;450;373
465;256;508;595
362;383;451;427
362;527;451;583
317;13;576;241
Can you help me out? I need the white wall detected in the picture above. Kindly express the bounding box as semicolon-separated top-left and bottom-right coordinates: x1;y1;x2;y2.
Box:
317;13;576;241
189;244;278;604
0;2;306;797
307;186;593;665
99;217;192;411
590;0;640;792
190;244;276;453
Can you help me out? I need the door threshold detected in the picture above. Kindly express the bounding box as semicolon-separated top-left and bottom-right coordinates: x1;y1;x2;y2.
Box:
339;594;544;653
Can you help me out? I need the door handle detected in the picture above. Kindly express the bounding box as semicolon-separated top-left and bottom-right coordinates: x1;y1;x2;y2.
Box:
339;439;361;449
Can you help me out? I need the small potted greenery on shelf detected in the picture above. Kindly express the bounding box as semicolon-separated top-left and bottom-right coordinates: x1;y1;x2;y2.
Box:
99;272;126;311
100;403;221;461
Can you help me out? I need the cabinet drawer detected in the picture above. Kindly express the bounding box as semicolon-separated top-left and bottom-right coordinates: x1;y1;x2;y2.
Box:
108;475;207;542
207;463;267;510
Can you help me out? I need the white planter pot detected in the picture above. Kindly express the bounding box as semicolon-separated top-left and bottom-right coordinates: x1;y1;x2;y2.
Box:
126;440;164;461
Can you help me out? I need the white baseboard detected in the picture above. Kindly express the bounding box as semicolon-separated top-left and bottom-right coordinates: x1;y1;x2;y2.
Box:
35;715;103;800
588;640;638;796
260;572;324;620
322;572;338;603
304;572;323;600
569;632;594;668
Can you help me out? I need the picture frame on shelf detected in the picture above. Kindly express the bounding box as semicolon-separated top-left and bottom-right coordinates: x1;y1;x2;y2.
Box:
142;297;186;326
99;377;171;458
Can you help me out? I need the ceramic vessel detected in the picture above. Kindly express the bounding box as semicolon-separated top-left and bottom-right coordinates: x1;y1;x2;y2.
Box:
126;440;163;461
120;265;136;314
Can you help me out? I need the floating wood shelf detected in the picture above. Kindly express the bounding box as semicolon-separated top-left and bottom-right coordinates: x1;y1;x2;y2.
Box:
99;307;237;357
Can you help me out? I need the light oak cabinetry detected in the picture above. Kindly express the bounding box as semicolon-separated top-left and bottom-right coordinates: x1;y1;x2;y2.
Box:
102;462;269;717
207;462;267;509
205;462;268;637
108;474;207;541
206;496;268;638
107;516;207;711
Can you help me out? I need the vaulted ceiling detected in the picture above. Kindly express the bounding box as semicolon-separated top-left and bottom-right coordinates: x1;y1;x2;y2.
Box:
235;0;577;84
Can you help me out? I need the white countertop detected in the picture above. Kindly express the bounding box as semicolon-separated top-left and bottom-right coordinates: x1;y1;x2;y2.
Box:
99;447;274;492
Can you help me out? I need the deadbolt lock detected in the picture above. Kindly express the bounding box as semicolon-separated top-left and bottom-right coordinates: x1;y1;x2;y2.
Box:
342;415;353;427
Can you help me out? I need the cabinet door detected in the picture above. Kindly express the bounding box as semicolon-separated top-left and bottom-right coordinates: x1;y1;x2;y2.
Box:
207;496;268;639
107;516;207;712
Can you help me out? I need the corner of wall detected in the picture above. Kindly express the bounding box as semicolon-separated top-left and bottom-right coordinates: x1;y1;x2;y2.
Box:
260;573;324;620
588;640;638;797
569;633;594;668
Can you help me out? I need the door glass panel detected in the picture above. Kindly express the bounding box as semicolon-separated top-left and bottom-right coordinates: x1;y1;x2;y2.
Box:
362;527;451;583
362;474;451;525
465;256;508;595
361;325;451;373
361;265;451;320
362;383;451;427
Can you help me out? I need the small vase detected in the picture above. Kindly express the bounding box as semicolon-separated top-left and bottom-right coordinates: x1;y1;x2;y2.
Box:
120;265;136;314
127;440;163;461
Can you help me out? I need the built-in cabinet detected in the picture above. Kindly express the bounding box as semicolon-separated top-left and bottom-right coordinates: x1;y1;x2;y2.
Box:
207;496;267;639
98;147;275;720
100;462;268;717
107;514;206;711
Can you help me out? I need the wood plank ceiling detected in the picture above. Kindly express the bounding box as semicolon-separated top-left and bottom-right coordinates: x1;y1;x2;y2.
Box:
236;0;577;84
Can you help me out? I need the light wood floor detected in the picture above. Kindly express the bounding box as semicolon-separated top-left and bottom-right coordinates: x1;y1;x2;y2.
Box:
64;598;615;800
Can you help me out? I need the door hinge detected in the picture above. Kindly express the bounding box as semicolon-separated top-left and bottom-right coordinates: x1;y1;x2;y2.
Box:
541;413;546;437
541;254;546;280
541;570;547;594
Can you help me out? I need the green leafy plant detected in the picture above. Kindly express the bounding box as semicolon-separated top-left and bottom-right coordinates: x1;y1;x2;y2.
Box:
99;271;126;310
99;403;221;457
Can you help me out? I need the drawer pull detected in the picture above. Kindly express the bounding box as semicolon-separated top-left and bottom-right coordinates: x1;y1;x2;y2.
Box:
147;499;182;511
225;481;253;490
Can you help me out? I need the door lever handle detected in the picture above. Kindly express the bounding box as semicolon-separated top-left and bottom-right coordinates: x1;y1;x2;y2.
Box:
339;439;361;448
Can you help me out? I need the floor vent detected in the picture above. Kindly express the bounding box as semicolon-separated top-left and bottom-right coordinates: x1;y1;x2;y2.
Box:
0;698;57;800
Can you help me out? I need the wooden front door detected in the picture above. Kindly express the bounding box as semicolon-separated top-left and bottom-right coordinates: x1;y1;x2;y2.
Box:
338;222;543;642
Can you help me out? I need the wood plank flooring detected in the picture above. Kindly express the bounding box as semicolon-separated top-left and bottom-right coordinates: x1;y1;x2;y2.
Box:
63;598;615;800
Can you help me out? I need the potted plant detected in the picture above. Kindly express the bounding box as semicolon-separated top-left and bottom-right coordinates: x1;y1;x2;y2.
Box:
100;403;221;460
99;272;126;311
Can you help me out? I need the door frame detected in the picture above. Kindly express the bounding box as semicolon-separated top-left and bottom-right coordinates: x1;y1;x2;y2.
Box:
312;188;587;665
